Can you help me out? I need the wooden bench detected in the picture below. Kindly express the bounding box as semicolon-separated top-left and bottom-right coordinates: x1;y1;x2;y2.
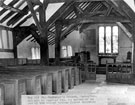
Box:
61;69;69;92
0;76;26;105
0;65;80;105
2;66;55;94
68;67;75;89
3;66;73;94
106;63;133;84
0;84;4;105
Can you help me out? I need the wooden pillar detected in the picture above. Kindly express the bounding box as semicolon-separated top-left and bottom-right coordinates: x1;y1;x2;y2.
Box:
26;0;49;65
132;21;135;74
39;5;49;65
12;31;18;58
40;28;49;65
55;21;63;65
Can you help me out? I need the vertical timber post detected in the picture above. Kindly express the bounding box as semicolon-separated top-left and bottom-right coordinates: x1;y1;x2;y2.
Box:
55;21;63;65
12;31;18;58
39;4;49;65
132;21;135;74
26;0;49;65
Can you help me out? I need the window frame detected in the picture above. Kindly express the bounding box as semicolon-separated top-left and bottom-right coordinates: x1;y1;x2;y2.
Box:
98;24;119;56
61;45;72;58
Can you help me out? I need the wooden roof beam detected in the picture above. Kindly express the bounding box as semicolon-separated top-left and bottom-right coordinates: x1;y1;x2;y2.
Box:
0;0;26;23
46;1;75;28
46;0;106;3
0;1;22;13
26;0;42;33
110;0;135;21
117;22;133;41
105;0;130;19
82;11;106;17
61;24;77;40
7;6;29;26
0;0;18;15
105;7;113;16
63;16;130;24
15;7;39;27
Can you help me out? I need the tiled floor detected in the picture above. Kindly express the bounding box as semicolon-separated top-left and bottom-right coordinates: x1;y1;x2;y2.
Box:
62;75;135;105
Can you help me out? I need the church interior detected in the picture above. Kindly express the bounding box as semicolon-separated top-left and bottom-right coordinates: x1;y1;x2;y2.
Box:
0;0;135;105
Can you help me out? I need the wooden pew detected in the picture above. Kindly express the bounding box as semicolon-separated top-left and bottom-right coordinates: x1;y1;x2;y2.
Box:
0;84;4;105
41;73;53;94
3;66;71;94
0;68;49;95
62;69;69;92
68;67;75;89
0;58;27;66
0;70;53;105
0;75;26;105
106;63;133;84
0;66;78;105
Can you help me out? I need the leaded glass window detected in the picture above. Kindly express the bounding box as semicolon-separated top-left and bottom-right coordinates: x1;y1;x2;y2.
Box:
99;25;118;54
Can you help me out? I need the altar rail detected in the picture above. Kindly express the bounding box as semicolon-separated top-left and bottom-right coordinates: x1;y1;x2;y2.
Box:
106;63;134;84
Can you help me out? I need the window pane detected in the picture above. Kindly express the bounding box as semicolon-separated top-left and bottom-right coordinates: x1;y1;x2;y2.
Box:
2;30;8;49
62;46;66;50
99;27;104;53
113;26;118;53
37;48;40;59
67;46;72;57
35;48;39;59
113;26;118;35
8;31;13;49
0;31;3;49
62;46;67;57
106;26;111;53
31;48;36;59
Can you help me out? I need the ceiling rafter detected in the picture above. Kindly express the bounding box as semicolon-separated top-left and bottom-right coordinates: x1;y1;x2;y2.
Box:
61;23;77;40
46;1;75;28
82;1;105;16
7;5;29;26
0;0;134;46
111;0;135;21
0;1;22;13
26;35;33;41
105;0;128;19
117;22;133;41
0;0;26;23
26;0;42;33
15;7;40;27
73;3;83;18
0;0;19;16
45;0;106;3
74;5;83;14
105;6;113;16
63;16;130;25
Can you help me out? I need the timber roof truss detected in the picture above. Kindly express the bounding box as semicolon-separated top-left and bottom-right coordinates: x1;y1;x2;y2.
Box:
0;0;134;45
